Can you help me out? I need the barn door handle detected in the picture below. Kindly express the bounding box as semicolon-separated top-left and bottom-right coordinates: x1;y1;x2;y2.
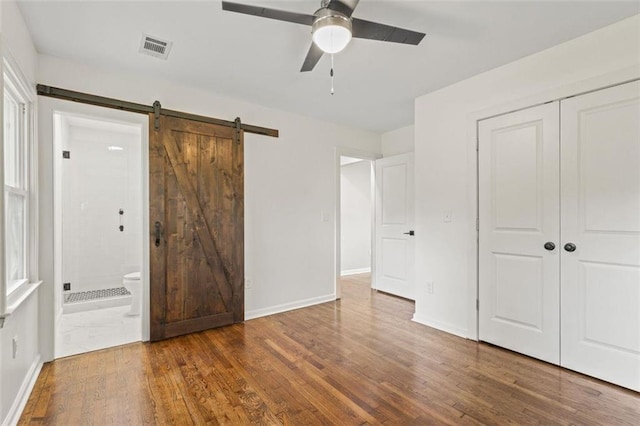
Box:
404;230;415;236
564;242;576;252
154;221;162;247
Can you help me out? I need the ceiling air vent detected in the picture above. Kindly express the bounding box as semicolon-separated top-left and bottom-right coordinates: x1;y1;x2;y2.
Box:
139;34;173;60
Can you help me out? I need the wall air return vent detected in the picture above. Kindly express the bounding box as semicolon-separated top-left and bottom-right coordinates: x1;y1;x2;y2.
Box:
139;34;173;60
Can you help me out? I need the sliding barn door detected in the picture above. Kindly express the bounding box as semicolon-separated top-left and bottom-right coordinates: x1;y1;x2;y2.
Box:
149;115;244;341
560;81;640;391
478;103;560;364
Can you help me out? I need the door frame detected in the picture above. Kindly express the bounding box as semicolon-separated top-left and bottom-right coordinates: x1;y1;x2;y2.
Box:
467;70;640;341
43;98;151;361
334;147;381;299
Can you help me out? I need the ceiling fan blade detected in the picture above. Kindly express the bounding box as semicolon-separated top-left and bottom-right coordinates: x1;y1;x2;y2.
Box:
351;18;425;45
327;0;360;17
222;1;315;26
300;42;324;72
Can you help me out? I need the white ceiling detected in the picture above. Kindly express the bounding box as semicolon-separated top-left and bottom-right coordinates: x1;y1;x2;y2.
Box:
18;1;639;132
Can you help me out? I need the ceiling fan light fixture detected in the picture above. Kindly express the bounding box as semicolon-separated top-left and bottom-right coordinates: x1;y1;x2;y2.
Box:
312;12;352;54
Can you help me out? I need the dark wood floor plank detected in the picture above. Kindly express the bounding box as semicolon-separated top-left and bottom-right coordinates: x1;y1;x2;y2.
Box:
20;274;640;425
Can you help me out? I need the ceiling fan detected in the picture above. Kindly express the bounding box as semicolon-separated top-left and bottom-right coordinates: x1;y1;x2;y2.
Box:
221;0;426;72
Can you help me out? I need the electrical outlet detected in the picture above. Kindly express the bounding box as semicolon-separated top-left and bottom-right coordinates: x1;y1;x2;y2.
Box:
426;281;434;294
12;336;18;359
245;278;253;290
63;282;71;291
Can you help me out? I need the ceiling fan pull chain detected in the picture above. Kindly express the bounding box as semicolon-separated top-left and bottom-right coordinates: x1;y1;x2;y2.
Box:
330;53;335;95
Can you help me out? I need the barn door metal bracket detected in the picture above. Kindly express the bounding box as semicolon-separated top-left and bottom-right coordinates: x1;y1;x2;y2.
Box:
153;100;161;131
234;117;242;144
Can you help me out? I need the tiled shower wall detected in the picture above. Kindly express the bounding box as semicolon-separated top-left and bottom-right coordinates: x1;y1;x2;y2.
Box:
61;118;142;294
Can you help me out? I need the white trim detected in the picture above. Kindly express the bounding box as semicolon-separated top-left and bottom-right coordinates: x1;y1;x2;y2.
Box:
2;355;43;426
340;267;371;276
3;281;41;317
1;52;38;319
466;66;640;342
334;147;381;300
0;40;5;317
245;294;336;320
412;314;468;340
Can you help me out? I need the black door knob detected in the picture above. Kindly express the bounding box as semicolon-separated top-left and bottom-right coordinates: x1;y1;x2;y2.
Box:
564;243;576;252
544;242;555;251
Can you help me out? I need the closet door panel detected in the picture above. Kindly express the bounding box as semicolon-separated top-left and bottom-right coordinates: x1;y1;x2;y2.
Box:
560;80;640;391
479;102;560;364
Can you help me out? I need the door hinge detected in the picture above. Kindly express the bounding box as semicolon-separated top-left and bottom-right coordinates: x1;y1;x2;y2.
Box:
476;137;479;152
234;117;242;144
476;299;479;310
62;150;70;159
153;100;161;131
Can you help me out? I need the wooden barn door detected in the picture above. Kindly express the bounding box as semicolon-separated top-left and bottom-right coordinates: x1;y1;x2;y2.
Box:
149;115;244;341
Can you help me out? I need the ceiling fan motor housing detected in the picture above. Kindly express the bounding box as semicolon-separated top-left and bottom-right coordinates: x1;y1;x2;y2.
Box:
312;8;353;53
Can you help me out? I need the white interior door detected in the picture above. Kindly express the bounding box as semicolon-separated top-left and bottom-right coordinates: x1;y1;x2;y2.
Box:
479;103;560;364
560;81;640;391
374;153;415;300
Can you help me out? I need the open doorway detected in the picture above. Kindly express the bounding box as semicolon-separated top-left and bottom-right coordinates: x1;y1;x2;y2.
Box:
340;156;373;275
52;110;145;358
335;149;380;298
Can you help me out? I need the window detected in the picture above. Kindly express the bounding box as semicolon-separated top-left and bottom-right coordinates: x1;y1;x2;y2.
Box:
3;60;34;297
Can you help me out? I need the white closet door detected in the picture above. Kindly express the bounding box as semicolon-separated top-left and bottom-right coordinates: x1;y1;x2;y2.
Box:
560;81;640;391
479;103;560;364
374;153;415;300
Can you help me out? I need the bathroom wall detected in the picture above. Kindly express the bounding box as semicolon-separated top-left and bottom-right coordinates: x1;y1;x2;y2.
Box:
340;160;372;275
60;116;142;294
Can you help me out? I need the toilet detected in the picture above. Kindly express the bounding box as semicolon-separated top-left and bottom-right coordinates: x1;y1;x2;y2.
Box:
122;272;141;316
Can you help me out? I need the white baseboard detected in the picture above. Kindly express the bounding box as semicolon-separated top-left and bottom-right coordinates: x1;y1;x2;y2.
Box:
3;355;43;426
245;294;336;321
412;314;469;339
340;267;371;276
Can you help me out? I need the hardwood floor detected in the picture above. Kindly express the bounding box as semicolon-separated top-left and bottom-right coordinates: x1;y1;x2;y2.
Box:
21;274;639;425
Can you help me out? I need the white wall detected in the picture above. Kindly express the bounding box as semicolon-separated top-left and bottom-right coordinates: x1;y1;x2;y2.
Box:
36;54;381;351
340;160;372;274
381;125;414;157
413;15;640;338
1;1;36;85
0;1;41;425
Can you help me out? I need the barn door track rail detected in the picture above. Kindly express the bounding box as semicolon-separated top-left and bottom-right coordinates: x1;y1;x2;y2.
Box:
36;84;279;138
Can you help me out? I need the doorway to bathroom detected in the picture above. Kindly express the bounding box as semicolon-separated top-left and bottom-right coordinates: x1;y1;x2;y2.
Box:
53;111;144;358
